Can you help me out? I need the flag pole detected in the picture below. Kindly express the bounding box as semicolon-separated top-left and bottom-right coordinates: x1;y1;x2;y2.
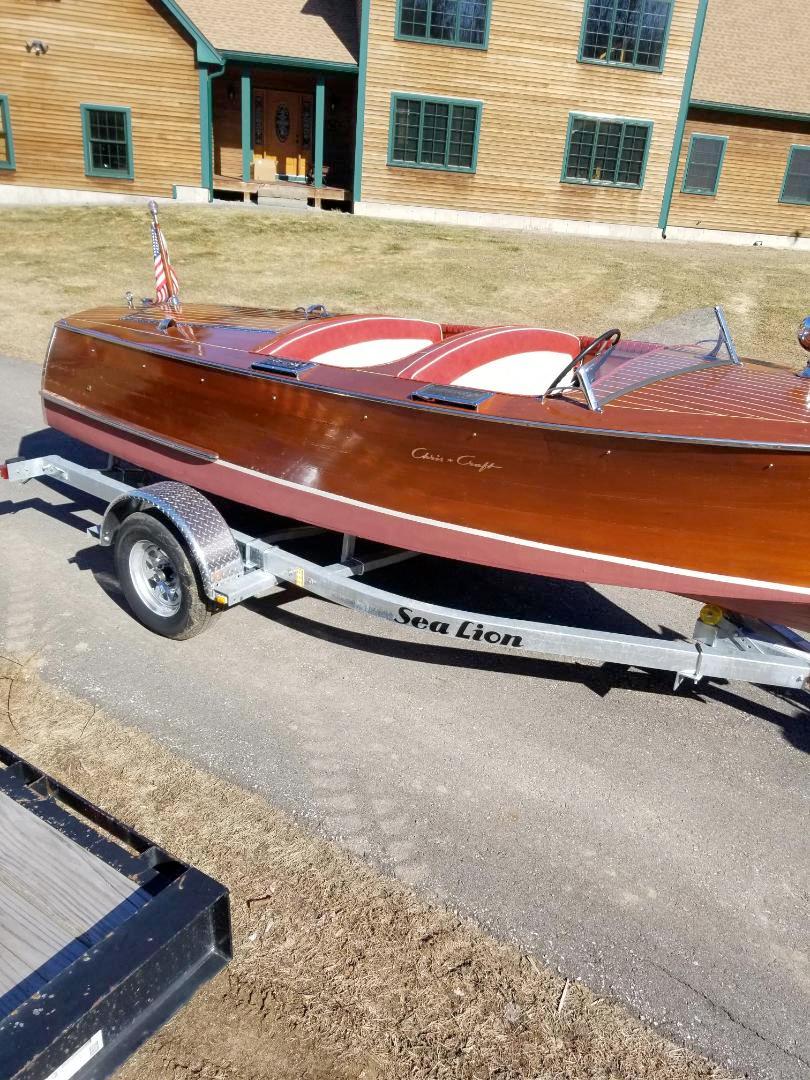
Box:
148;200;181;310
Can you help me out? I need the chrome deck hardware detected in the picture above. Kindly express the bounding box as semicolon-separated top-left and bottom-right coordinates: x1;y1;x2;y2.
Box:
410;384;494;409
796;316;810;377
251;356;316;378
297;303;331;320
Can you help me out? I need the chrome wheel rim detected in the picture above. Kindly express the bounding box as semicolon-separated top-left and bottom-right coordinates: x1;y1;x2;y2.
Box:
128;539;181;618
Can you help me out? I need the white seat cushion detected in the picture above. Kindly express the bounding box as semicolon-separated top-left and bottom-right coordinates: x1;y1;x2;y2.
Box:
451;351;576;396
312;338;434;368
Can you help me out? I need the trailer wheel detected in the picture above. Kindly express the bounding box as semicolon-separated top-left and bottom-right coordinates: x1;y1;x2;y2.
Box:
114;512;216;639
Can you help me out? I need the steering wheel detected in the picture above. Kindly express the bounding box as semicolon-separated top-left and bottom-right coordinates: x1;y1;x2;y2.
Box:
545;328;621;397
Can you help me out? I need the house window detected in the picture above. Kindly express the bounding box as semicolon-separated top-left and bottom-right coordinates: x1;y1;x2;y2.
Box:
81;105;133;179
780;145;810;206
0;95;15;170
388;94;481;172
682;134;727;196
562;114;652;188
397;0;491;48
579;0;673;71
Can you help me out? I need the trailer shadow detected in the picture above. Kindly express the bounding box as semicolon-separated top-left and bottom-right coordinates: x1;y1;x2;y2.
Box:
250;592;810;753
248;586;667;691
15;424;107;468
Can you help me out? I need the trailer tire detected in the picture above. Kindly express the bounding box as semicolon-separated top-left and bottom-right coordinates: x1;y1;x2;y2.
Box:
114;512;216;639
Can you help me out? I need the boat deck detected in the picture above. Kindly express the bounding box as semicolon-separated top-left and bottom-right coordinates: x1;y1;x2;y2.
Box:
53;302;810;448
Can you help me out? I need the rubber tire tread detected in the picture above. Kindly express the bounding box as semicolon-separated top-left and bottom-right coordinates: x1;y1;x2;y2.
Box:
114;512;215;640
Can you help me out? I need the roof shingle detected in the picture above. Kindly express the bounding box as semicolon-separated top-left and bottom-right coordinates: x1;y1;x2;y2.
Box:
177;0;358;66
693;0;810;116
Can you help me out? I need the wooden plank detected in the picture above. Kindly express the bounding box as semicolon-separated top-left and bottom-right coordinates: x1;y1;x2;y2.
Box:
213;174;351;201
0;791;147;1017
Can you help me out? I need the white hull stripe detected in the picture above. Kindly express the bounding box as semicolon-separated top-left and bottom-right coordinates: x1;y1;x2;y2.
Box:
218;459;810;599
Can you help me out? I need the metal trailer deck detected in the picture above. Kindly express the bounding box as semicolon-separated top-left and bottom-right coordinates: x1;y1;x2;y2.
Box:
0;744;231;1080
3;452;810;692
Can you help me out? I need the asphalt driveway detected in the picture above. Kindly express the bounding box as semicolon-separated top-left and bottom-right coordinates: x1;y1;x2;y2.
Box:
1;353;808;1079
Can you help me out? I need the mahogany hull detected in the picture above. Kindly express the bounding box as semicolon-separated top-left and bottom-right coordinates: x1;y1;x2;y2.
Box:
41;307;810;631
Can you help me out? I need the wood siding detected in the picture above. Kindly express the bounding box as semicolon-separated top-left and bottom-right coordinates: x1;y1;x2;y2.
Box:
670;110;810;236
359;0;699;225
0;0;201;196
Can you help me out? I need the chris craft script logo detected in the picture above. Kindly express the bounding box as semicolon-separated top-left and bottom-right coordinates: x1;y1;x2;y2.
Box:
411;447;502;473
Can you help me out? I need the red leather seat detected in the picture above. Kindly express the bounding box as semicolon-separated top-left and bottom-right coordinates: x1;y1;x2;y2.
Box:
397;326;582;396
255;314;443;368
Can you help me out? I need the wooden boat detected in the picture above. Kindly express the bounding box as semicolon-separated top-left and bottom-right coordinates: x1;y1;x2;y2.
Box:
40;300;810;631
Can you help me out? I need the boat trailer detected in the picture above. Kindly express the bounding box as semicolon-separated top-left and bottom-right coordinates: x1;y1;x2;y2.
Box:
4;452;810;692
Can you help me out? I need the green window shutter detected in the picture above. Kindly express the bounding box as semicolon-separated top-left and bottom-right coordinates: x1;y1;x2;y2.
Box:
0;95;15;170
396;0;491;49
780;145;810;205
388;94;481;173
81;105;134;180
681;133;727;195
562;114;652;188
579;0;673;72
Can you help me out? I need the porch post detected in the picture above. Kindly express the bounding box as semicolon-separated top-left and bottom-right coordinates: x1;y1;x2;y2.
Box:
198;67;213;193
313;75;325;189
241;71;252;183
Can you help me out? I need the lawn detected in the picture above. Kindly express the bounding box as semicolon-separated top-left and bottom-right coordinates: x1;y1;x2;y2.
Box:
0;655;727;1080
2;203;810;367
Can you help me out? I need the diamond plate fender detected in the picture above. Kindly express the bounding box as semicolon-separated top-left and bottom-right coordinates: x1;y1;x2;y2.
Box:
99;481;243;598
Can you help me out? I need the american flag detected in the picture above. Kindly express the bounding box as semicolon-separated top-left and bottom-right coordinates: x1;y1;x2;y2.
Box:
149;202;180;304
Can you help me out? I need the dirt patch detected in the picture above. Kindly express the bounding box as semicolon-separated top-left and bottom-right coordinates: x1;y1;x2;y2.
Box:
0;651;731;1080
2;204;810;369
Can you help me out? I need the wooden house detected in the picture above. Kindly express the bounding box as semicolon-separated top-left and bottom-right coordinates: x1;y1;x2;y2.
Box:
356;0;702;234
0;0;358;204
0;0;204;200
1;0;808;243
668;0;810;240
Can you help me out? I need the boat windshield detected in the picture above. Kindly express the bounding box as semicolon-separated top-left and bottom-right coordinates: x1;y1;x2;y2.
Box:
578;306;740;410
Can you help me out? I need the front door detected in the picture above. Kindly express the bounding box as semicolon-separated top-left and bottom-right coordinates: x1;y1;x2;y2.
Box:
253;89;313;181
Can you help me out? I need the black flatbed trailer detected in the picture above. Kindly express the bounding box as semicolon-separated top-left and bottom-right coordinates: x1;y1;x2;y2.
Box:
0;745;231;1080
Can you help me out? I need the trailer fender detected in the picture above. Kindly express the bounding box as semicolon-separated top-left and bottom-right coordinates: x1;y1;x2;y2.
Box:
99;481;243;598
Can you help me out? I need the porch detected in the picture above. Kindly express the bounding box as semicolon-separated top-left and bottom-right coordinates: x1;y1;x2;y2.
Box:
211;62;357;206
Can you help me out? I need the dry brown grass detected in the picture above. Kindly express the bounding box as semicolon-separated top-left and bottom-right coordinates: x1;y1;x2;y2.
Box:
2;203;810;367
0;651;731;1080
